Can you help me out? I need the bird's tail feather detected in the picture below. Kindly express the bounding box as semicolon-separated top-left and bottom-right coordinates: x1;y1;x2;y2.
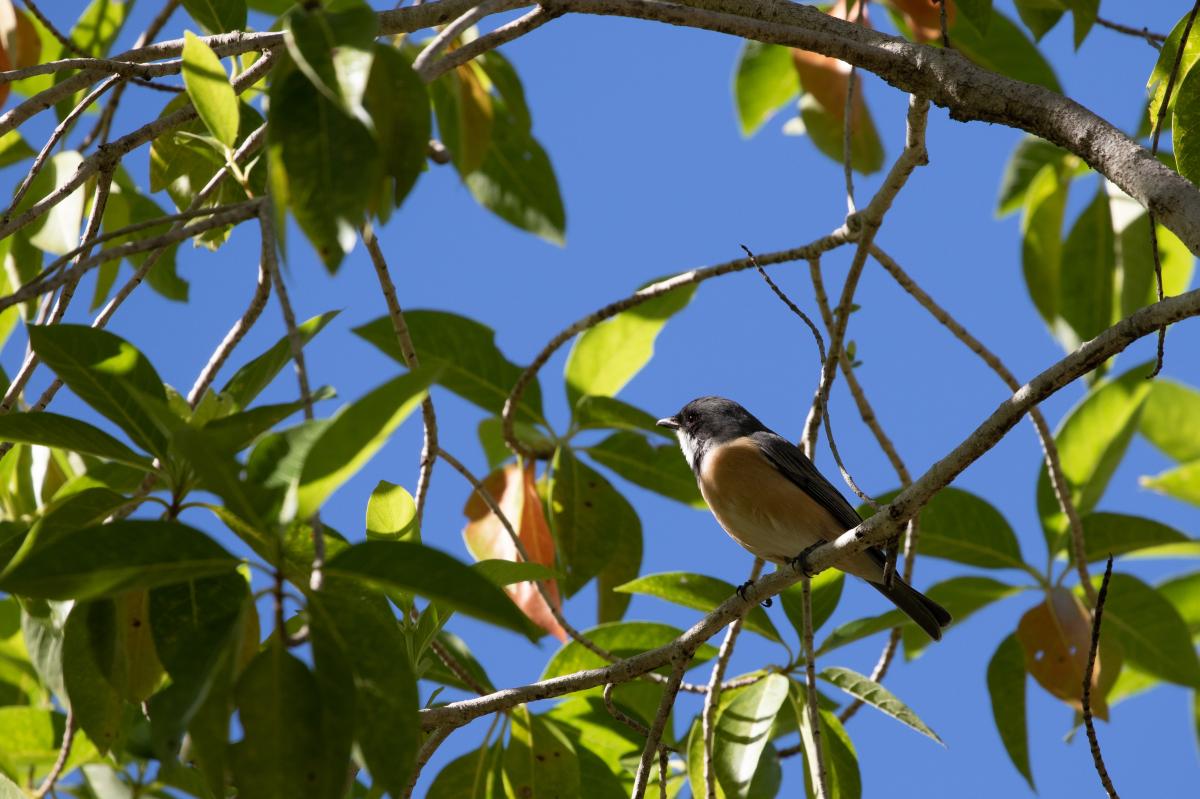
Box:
869;577;952;641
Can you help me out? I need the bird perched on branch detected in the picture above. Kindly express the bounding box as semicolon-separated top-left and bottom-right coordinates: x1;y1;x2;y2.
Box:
657;395;951;641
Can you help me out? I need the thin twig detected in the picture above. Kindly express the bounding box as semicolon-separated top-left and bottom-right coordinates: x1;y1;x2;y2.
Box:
869;244;1096;603
362;225;439;531
842;0;865;214
1096;16;1166;48
412;0;526;79
800;576;829;799
631;658;688;799
500;233;854;457
937;0;949;48
1147;0;1200;378
429;638;490;696
422;5;560;81
1082;556;1118;799
702;558;763;798
603;682;681;753
31;709;75;799
187;262;271;407
403;726;455;799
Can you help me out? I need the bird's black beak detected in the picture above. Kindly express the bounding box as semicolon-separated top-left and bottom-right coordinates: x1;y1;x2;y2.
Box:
656;416;680;430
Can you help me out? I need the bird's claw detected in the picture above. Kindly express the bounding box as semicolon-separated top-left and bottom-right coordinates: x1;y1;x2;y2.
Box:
736;580;773;608
788;543;825;577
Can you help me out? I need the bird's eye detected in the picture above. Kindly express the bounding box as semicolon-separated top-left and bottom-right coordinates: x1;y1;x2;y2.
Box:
685;411;696;424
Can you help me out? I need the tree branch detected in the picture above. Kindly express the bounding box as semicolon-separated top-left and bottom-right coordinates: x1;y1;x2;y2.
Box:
423;283;1200;732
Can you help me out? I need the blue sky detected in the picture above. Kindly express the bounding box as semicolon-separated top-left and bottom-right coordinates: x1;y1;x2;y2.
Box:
5;1;1198;796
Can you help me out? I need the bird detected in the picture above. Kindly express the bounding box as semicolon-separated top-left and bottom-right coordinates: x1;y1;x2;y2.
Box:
657;395;951;641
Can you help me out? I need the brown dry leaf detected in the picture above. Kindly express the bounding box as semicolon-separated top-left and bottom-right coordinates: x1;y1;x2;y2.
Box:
10;8;41;69
790;1;869;128
889;0;956;44
1016;588;1121;720
463;462;567;641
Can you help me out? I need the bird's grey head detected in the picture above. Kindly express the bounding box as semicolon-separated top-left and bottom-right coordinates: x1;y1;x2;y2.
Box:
656;396;768;472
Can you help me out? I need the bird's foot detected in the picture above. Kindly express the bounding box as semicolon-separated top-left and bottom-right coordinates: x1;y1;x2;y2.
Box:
736;580;773;608
787;543;825;577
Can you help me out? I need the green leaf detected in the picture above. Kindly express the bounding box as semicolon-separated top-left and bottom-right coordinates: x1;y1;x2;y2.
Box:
1158;570;1200;636
818;666;942;744
571;395;673;439
585;432;705;508
421;630;496;694
780;570;844;641
951;10;1061;93
1014;0;1063;40
614;571;782;643
309;580;418;799
61;602;129;754
267;67;380;271
473;559;559;586
1110;204;1194;321
182;0;248;34
1093;572;1200;687
0;130;36;169
427;743;504;799
713;674;789;799
796;92;884;175
0;520;237;600
733;41;799;137
20;599;70;703
1176;65;1200;191
429;62;493;175
564;283;696;408
1059;188;1115;348
594;484;643;624
1149;9;1200;125
1038;363;1153;552
1143;459;1200;507
147;573;251;761
865;487;1024;570
477;417;555;468
282;2;377;118
325;540;536;638
956;0;994;35
505;707;581;798
27;324;169;460
296;370;432;518
353;310;546;424
366;480;417;542
200;396;322;454
230;645;325;799
1076;512;1194;562
0;412;150;469
222;310;339;410
0;707;99;783
1019;164;1068;325
548;448;622;596
182;31;240;147
17;150;86;256
101;186;188;302
541;621;717;679
69;0;128;57
687;716;780;799
996;136;1069;217
464;98;566;245
1140;380;1200;463
363;43;431;209
987;633;1034;789
794;702;860;799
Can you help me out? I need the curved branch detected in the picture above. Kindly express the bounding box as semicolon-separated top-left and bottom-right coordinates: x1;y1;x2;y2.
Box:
422;284;1200;731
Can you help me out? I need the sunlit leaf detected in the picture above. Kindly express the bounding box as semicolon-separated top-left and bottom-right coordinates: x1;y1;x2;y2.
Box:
182;31;239;147
1139;378;1200;463
818;666;942;744
733;40;799;137
564;283;696;408
996;136;1070;218
366;480;417;542
1019;163;1068;326
1143;459;1200;507
714;674;789;799
17;150;85;256
0;412;150;469
222;310;339;411
1149;9;1200;124
615;571;782;643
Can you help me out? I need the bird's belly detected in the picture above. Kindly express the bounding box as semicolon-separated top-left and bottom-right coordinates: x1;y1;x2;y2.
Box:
696;438;881;581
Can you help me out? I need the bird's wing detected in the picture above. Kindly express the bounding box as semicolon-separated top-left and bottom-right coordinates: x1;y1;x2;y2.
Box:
750;430;865;533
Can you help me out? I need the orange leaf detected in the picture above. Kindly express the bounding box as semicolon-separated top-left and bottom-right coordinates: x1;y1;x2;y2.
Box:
463;463;567;641
1016;588;1121;721
889;0;956;44
790;1;869;127
11;8;41;69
